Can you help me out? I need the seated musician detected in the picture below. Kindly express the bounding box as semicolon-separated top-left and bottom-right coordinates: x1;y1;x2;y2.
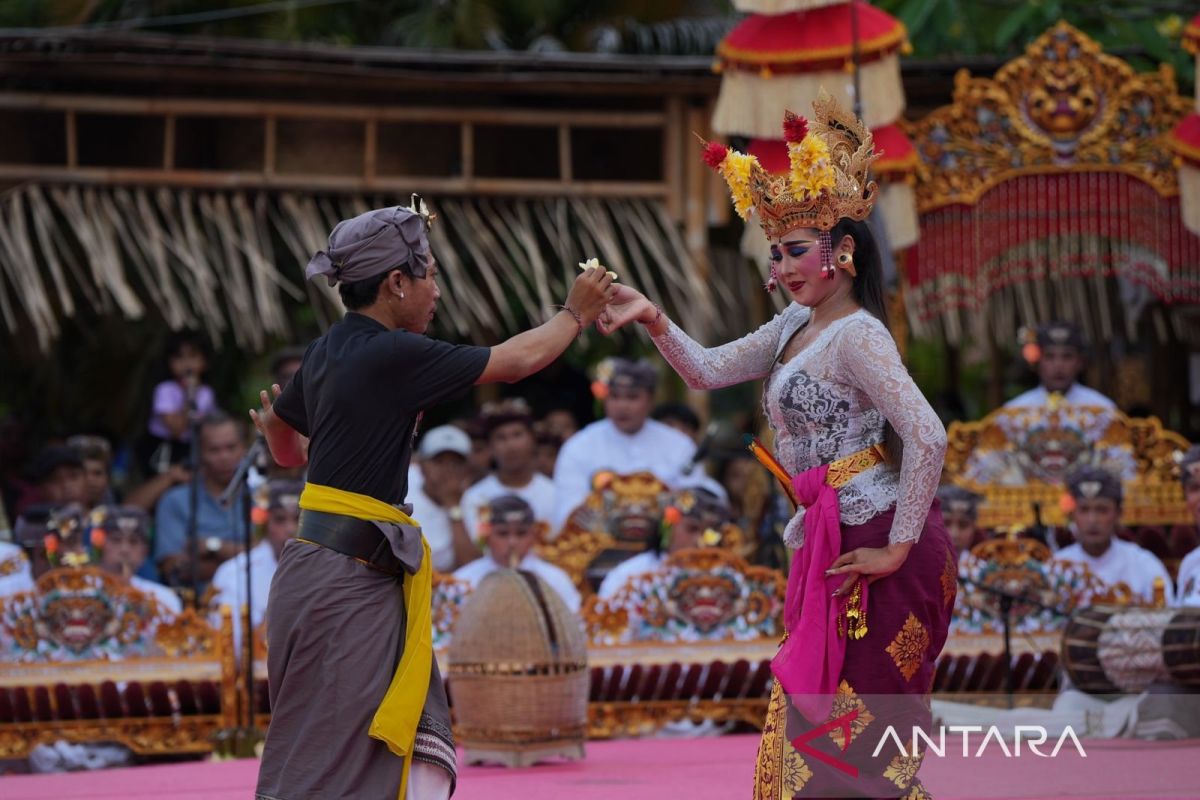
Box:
937;485;984;564
551;358;696;529
453;495;580;612
1005;321;1116;409
1174;446;1200;606
209;479;301;644
1054;466;1174;604
96;505;182;615
597;486;727;599
0;538;34;597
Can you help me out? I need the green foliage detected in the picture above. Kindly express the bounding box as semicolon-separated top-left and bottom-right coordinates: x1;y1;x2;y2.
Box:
876;0;1194;92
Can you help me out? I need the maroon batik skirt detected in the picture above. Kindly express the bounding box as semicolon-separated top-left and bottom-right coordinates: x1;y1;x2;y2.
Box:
753;503;957;799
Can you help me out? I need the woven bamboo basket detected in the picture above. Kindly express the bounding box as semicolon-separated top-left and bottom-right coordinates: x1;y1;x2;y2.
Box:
448;568;589;766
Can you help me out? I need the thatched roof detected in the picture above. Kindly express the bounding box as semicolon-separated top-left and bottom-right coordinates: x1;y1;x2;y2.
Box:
0;183;723;352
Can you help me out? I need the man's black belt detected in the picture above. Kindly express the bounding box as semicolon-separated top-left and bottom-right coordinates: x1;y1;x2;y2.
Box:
297;509;407;576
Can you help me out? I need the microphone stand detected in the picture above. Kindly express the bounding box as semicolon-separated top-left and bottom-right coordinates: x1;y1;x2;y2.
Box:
218;434;266;756
185;376;201;609
956;574;1069;709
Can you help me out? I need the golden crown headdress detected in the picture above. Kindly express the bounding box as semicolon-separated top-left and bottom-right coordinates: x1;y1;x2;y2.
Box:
702;89;879;239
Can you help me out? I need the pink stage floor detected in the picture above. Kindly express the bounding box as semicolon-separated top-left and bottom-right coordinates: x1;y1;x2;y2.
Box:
3;734;1198;799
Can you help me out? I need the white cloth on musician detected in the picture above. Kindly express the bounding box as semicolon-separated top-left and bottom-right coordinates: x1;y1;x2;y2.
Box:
651;305;946;545
209;540;275;648
453;552;580;613
1055;538;1175;605
597;551;664;600
405;484;459;574
0;541;34;598
551;419;696;530
130;575;182;616
1175;545;1200;607
461;473;557;542
1004;384;1116;409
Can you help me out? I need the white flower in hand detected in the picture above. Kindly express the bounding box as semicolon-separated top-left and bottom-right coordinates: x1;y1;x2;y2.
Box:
578;257;618;281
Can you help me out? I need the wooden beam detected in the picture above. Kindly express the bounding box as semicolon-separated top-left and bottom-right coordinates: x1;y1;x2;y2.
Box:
163;114;175;170
0;163;670;198
558;124;572;183
684;104;710;280
65;109;77;168
460;122;474;179
663;96;684;223
0;92;666;128
363;119;377;181
264;116;276;176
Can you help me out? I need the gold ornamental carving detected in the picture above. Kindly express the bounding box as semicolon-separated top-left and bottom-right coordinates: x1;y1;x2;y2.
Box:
944;407;1191;529
906;22;1191;213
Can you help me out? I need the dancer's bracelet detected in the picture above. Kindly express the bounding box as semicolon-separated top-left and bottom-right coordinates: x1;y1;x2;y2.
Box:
639;303;664;329
556;305;585;337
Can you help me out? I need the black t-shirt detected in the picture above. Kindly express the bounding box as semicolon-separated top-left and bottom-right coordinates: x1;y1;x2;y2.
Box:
273;312;490;504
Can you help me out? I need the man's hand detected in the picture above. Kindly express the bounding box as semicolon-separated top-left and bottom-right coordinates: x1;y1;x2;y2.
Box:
564;262;617;327
249;384;284;437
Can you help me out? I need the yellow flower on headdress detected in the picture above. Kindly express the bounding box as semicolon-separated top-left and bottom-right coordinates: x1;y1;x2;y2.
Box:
702;141;757;221
720;150;757;220
788;136;836;200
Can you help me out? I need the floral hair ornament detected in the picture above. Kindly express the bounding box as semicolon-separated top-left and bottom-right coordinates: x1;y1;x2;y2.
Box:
1019;326;1041;366
700;89;880;282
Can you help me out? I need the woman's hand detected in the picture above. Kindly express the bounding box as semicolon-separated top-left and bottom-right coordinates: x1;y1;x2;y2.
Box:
564;264;616;326
597;284;657;334
826;542;913;597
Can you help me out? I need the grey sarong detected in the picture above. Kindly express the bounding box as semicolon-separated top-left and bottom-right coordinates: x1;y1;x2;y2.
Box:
255;537;455;800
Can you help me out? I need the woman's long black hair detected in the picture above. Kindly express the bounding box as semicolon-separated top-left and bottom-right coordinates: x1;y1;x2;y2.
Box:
830;217;904;467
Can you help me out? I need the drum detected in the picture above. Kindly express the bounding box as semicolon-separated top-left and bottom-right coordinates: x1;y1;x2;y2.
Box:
1061;605;1200;693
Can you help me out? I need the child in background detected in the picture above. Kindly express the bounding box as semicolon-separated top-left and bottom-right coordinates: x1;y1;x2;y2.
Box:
144;331;216;473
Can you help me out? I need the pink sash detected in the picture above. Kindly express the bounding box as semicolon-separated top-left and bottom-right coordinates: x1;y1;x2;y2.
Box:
771;464;868;722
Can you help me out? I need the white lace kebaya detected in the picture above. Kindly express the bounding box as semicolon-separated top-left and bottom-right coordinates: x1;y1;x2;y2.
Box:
651;304;947;547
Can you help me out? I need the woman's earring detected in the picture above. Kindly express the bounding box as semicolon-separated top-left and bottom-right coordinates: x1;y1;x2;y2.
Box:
819;231;836;280
400;292;405;299
765;263;778;293
837;252;857;277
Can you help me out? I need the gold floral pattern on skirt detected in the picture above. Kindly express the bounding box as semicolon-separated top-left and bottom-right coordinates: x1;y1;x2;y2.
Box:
754;680;805;799
902;780;934;799
884;752;924;789
826;679;874;750
886;613;931;682
940;547;957;609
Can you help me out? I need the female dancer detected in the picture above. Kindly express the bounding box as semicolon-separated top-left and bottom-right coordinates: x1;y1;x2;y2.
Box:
601;92;955;798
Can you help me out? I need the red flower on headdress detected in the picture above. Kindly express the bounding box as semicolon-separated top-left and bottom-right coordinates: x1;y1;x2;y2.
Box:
90;528;107;549
1058;493;1076;514
44;534;58;554
702;141;728;170
251;506;270;526
590;380;609;400
663;506;683;526
783;113;809;143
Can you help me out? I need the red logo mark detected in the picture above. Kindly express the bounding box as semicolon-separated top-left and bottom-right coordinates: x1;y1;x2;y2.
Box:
789;708;860;777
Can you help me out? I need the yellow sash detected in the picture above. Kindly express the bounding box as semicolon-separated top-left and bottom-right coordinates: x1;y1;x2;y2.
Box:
298;482;431;800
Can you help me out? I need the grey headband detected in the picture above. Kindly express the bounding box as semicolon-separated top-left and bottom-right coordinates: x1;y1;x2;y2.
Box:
306;198;435;287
